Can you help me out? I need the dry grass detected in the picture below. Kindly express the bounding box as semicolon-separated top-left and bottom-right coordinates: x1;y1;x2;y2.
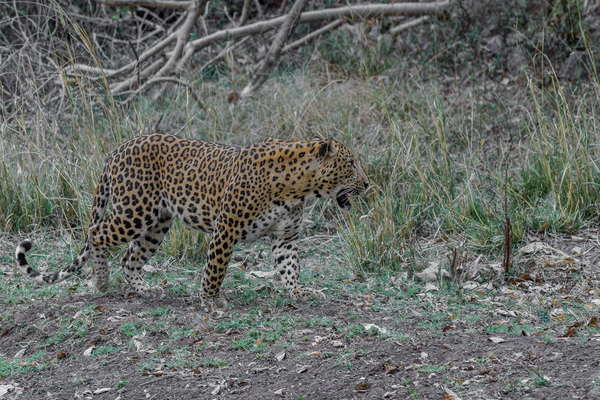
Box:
2;3;600;276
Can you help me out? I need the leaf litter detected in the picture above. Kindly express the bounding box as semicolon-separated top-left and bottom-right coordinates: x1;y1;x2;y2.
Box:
1;231;600;399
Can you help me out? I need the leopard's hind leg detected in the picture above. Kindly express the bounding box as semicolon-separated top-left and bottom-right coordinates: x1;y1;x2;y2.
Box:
120;214;173;298
89;212;155;294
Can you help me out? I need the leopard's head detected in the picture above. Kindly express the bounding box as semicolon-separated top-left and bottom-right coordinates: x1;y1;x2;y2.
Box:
314;139;369;212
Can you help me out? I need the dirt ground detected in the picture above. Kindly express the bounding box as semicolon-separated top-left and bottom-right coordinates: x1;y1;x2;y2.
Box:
1;289;599;400
2;1;600;398
1;231;600;400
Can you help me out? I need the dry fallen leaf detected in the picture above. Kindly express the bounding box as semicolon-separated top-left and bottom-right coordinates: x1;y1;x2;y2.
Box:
227;91;239;103
57;351;66;359
13;348;26;359
94;305;105;312
443;386;462;400
362;323;387;334
488;337;505;343
83;346;95;356
416;262;449;282
93;388;111;395
296;366;309;374
0;385;15;396
467;255;483;279
519;242;554;254
588;317;599;328
510;273;542;284
248;270;277;279
331;340;344;348
423;283;438;292
276;352;286;361
355;382;371;390
385;365;398;374
560;327;577;337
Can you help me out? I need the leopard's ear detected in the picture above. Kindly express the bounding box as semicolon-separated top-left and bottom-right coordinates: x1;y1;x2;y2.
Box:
318;139;338;160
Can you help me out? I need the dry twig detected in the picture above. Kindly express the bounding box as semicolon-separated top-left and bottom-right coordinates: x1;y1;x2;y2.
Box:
448;247;458;281
502;165;512;275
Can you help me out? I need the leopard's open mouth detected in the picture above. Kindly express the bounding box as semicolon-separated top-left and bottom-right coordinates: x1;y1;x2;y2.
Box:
335;189;352;211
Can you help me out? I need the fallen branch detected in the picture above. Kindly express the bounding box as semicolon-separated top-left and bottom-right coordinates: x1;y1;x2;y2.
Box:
110;0;205;93
238;0;252;27
66;31;177;79
119;77;205;108
390;15;430;36
66;0;451;100
198;36;251;74
179;1;450;67
93;0;196;9
282;19;344;53
240;0;310;98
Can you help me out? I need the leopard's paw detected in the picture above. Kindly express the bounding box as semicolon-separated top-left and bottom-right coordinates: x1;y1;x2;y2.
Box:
291;286;326;301
137;286;165;300
201;294;227;311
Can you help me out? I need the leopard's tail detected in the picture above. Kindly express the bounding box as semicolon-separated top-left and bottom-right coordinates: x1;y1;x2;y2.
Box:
15;164;111;285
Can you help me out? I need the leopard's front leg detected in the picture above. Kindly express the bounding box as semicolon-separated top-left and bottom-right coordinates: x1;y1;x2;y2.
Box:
270;236;325;300
200;224;238;305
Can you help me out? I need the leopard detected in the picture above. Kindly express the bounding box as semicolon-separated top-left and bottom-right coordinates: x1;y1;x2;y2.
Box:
15;133;369;304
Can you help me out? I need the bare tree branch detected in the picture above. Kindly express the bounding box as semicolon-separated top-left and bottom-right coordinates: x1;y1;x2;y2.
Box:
93;0;197;10
240;0;310;98
110;57;165;91
180;1;450;67
66;32;177;79
238;0;252;27
119;77;204;108
63;0;451;101
278;0;288;15
198;36;250;74
390;16;430;36
282;19;344;53
156;1;204;75
253;0;265;20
